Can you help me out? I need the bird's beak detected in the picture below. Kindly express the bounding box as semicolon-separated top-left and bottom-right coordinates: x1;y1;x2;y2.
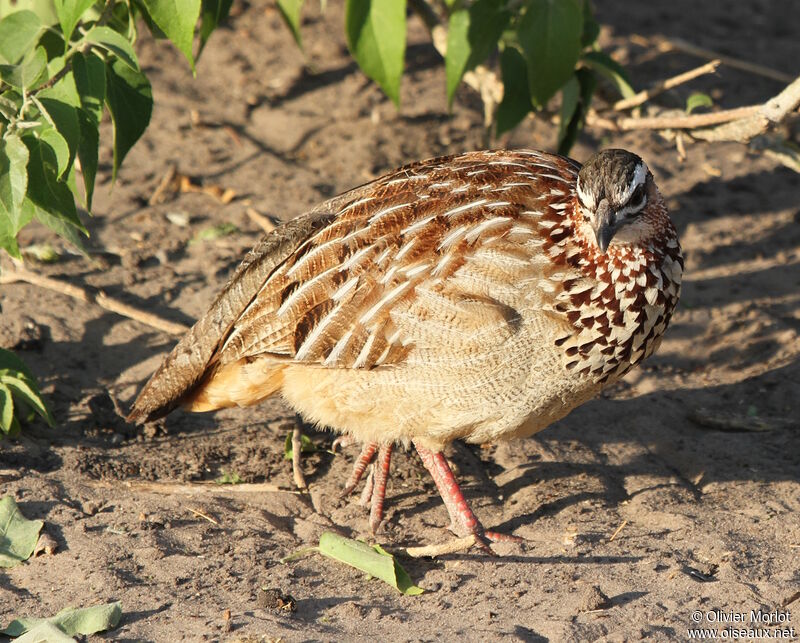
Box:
592;199;617;254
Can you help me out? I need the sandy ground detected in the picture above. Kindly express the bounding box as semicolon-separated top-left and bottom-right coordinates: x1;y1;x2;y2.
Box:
1;1;799;641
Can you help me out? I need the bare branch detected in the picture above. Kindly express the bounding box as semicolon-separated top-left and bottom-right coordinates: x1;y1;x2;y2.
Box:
611;105;760;131
613;60;720;111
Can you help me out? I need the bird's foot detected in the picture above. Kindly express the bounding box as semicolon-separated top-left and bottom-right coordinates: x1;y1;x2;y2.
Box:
341;442;378;497
331;434;356;453
414;441;521;554
339;441;395;535
368;444;393;534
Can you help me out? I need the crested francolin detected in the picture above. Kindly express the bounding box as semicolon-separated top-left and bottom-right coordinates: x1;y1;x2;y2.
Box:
128;148;683;551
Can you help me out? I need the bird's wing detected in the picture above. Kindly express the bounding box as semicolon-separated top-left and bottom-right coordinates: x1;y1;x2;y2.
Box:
215;150;578;370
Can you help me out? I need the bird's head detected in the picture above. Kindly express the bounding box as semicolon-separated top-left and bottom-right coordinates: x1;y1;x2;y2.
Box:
576;149;663;253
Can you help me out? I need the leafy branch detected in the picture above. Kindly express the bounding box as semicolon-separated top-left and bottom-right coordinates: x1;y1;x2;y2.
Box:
0;0;232;435
278;0;635;153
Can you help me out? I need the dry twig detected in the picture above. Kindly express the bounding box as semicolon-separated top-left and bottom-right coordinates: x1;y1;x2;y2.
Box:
246;208;277;234
93;480;300;496
0;262;190;336
404;535;478;558
608;520;628;542
291;427;308;490
187;507;220;525
613;60;720;111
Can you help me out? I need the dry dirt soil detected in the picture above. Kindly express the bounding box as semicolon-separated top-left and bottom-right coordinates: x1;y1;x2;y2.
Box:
1;1;799;641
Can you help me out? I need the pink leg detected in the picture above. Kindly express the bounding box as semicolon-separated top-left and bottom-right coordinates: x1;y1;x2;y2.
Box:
413;440;520;552
341;442;378;497
369;444;394;534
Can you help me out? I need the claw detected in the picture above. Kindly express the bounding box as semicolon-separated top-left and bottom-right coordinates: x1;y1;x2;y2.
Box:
369;444;393;534
332;435;356;453
341;442;378;497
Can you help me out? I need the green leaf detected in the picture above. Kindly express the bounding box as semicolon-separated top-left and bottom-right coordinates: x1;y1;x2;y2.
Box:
23;136;82;233
2;601;122;637
54;0;97;43
73;52;106;123
317;532;424;595
21;242;60;263
557;67;594;155
0;46;48;90
283;431;317;460
104;58;152;180
0;496;43;567
2;373;54;426
83;25;140;71
189;221;238;244
33;203;87;253
445;0;511;107
198;0;233;56
345;0;406;106
75;110;99;209
581;50;634;98
141;0;201;70
0;134;30;258
580;0;599;47
686;91;712;114
37;126;70;177
557;74;579;150
14;622;75;643
215;471;243;485
0;94;21;121
518;0;583;107
277;0;305;47
496;46;532;135
72;52;105;208
0;11;42;64
0;347;38;381
0;383;13;432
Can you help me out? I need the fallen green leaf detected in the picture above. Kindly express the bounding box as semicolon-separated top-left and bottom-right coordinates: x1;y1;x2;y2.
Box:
215;471;243;485
283;431;317;461
686;91;713;114
2;601;122;637
0;496;43;568
14;622;74;643
190;222;239;244
22;243;60;263
318;532;423;595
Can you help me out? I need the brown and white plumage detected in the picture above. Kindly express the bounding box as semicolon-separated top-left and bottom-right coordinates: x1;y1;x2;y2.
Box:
128;148;682;549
